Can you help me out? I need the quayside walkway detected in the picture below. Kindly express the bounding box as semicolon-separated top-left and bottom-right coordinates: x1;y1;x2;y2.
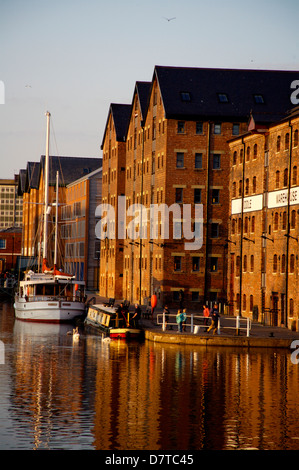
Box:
87;294;299;348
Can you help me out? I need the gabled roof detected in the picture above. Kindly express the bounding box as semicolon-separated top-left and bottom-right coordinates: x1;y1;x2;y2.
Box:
153;65;299;122
135;81;151;122
17;169;27;196
123;81;152;139
25;161;41;192
40;155;102;187
19;156;102;194
101;103;131;149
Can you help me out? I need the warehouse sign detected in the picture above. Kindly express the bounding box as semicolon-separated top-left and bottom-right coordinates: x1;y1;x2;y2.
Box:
232;187;299;214
231;194;263;214
268;187;299;209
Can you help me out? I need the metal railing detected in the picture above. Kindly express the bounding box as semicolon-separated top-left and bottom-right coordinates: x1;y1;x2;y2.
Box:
156;313;252;337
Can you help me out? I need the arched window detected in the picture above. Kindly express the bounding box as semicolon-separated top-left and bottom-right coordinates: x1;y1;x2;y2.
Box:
285;132;290;150
231;218;236;234
276;170;280;188
232;181;236;198
290;298;294;316
291;209;296;229
253;144;258;158
282;211;287;230
244;217;249;233
233;151;237;165
245;178;249;195
246;146;250;161
281;254;286;273
238;218;242;233
250;295;254;312
290;254;295;273
238;180;242;197
243;254;247;272
273;254;278;272
252;176;257;194
283;168;288;187
277;135;281;152
294;129;298;147
243;294;246;311
274;212;279;231
250;255;254;272
239;148;243;164
236;256;240;277
292;166;297;186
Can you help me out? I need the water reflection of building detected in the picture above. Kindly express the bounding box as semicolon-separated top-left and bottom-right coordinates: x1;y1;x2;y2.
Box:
6;319;299;450
90;342;299;450
11;321;86;449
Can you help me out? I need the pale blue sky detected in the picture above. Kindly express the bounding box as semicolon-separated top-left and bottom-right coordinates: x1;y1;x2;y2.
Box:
0;0;298;178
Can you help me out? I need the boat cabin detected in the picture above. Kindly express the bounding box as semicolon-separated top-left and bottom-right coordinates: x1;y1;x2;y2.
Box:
18;272;85;302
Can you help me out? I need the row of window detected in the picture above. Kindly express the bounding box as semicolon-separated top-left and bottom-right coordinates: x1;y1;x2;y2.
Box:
104;151;222;183
177;121;240;136
273;253;297;273
276;130;299;152
234;293;296;315
234;253;297;275
175;187;221;204
65;242;85;259
122;255;220;273
60;201;86;220
107;186;220;207
61;221;85;239
231;216;256;234
232;130;299;166
232;177;258;197
232;208;299;235
124;120;241;152
174;256;220;273
233;167;298;197
176;152;221;169
0;187;16;193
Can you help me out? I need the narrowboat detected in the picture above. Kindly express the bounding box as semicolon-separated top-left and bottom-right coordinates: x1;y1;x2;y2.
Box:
85;304;144;340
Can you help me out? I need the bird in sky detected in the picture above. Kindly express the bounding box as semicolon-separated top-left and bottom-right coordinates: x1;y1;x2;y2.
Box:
163;17;176;22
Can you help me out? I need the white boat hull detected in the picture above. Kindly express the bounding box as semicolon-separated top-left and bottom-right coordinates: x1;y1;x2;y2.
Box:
14;297;86;323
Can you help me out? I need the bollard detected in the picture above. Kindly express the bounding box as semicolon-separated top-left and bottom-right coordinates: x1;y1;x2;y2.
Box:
236;316;240;336
0;340;4;364
217;318;220;335
162;312;165;331
191;314;194;333
247;317;250;337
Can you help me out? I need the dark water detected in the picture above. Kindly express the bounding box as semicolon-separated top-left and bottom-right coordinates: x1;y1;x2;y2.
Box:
0;301;299;450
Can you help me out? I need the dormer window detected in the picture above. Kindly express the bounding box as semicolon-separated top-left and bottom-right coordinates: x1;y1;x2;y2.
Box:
217;93;229;103
254;94;264;104
180;92;191;102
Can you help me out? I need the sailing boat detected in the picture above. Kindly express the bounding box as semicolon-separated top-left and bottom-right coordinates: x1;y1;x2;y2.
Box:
14;112;86;322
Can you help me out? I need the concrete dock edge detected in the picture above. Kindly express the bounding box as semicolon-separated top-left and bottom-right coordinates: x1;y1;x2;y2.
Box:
144;329;294;348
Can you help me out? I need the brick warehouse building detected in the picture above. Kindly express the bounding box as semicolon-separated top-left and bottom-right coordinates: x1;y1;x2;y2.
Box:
228;105;299;329
100;65;299;309
18;155;101;285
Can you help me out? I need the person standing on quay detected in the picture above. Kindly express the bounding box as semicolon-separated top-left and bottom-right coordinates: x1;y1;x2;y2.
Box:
131;303;141;328
163;305;170;330
182;308;187;331
176;309;184;332
203;303;210;332
207;303;220;335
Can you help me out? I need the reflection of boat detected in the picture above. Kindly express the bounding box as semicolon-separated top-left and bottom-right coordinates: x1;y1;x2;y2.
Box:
14;112;86;323
13;317;71;338
85;304;144;340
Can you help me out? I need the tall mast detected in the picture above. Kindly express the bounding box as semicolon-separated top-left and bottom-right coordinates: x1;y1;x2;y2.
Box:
54;170;59;269
43;111;51;264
